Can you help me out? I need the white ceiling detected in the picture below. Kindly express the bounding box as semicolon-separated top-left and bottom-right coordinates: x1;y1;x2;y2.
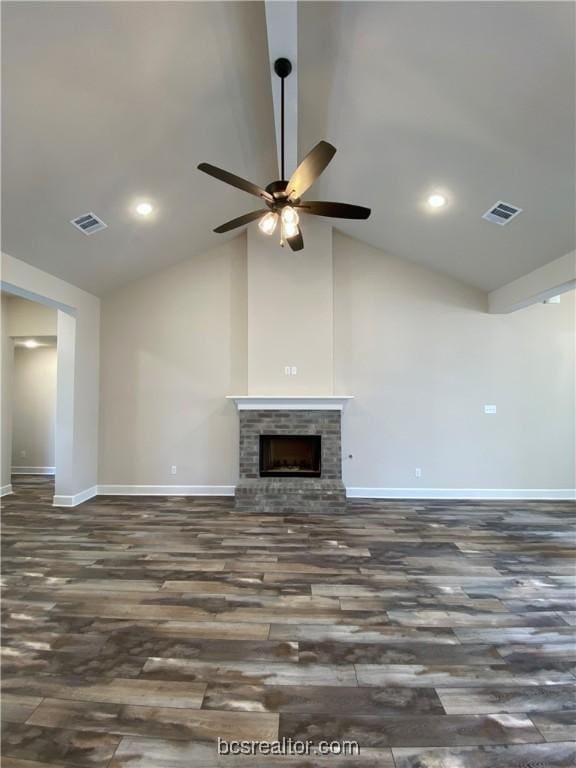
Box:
2;1;574;295
1;2;277;294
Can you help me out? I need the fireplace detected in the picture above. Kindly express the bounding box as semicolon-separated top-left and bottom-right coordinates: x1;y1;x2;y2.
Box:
227;396;352;514
260;435;321;478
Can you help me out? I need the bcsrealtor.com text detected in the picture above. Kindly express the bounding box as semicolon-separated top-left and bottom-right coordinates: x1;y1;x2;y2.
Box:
217;738;360;757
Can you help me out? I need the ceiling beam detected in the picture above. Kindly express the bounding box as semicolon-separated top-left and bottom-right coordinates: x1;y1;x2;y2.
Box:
488;251;576;313
265;0;298;180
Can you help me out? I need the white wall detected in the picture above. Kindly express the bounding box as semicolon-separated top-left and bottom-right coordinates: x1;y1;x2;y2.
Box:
333;232;575;494
1;298;14;493
247;219;334;394
97;230;574;497
1;252;100;504
6;294;57;336
98;237;247;489
12;346;57;470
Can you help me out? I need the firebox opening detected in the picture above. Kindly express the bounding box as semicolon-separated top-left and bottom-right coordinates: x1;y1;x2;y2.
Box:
259;435;321;478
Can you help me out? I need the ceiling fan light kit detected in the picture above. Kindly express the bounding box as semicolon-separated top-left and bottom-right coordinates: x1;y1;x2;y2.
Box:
258;211;278;236
198;58;371;252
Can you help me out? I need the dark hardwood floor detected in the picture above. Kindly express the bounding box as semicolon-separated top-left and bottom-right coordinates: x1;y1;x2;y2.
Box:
1;475;575;767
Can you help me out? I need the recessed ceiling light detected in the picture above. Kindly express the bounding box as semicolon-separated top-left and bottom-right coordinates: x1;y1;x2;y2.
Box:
23;340;39;349
135;202;154;217
427;194;447;208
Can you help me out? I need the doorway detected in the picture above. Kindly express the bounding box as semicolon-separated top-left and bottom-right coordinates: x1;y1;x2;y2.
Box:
1;292;58;494
12;335;57;477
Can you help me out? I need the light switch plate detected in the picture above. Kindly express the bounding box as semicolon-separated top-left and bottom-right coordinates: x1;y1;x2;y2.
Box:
484;405;497;414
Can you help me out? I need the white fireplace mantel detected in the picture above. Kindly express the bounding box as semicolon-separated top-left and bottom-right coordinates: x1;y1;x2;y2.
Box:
226;395;353;411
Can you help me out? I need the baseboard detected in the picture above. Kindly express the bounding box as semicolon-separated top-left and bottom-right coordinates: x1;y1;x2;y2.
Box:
12;466;55;475
97;484;236;497
50;484;575;503
0;484;13;497
346;487;576;501
53;486;98;507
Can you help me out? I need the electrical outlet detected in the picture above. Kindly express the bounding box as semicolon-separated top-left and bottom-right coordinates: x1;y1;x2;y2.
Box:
20;450;26;458
484;405;497;414
170;465;177;475
291;366;297;375
415;467;422;478
284;366;291;376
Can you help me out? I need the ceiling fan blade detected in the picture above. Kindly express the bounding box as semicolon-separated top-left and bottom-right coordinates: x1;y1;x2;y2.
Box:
198;163;273;202
286;141;336;199
213;210;269;234
297;201;371;220
286;226;304;252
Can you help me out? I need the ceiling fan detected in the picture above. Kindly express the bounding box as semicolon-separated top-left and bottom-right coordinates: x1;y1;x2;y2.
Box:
198;58;371;252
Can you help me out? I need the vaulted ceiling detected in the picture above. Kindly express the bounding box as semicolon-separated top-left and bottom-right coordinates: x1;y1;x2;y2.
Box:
2;1;574;295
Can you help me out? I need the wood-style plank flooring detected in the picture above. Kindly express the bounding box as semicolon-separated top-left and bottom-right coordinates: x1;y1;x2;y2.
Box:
2;475;575;767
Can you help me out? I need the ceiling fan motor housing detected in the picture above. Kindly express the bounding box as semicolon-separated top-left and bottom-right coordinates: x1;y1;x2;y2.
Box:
266;180;288;198
265;179;299;204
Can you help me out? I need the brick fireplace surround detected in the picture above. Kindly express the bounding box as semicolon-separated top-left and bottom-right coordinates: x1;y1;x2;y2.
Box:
228;397;352;514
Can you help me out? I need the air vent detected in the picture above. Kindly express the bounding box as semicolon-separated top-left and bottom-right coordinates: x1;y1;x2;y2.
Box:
482;201;522;226
70;212;107;235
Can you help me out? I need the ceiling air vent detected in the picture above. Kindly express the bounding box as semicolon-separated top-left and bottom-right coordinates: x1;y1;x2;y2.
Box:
482;201;522;226
70;212;107;235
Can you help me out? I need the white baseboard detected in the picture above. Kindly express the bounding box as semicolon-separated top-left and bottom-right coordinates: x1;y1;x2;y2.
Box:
346;487;576;501
97;484;236;497
12;466;55;475
48;484;575;505
53;486;98;507
1;484;13;497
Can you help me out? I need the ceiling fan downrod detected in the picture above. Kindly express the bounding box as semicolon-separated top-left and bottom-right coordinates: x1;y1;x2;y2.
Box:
273;57;292;182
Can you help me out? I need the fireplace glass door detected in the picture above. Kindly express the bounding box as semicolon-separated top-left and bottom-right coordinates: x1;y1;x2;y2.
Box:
259;435;321;478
